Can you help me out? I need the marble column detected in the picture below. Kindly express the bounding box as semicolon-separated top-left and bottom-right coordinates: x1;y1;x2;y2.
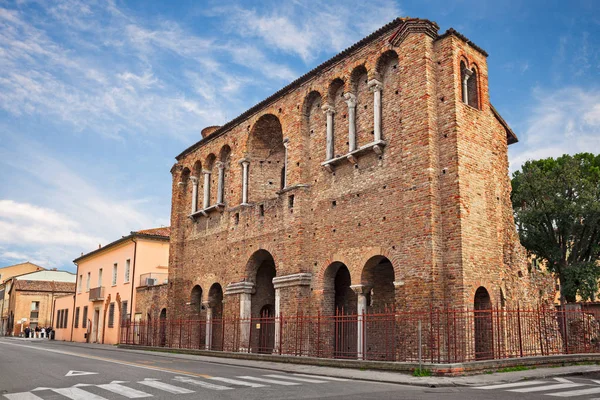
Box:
239;159;250;204
282;138;289;189
189;176;199;214
344;93;357;152
202;170;211;209
351;284;371;360
204;303;213;350
272;273;312;355
462;68;473;104
216;161;225;204
368;79;383;142
322;104;335;160
224;281;254;352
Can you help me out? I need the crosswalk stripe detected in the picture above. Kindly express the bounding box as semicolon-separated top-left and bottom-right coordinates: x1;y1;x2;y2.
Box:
509;383;585;393
52;387;108;400
293;374;349;381
237;376;300;386
97;382;152;398
138;379;195;394
4;393;44;400
209;377;266;388
554;378;574;383
264;374;328;383
549;387;600;397
174;376;232;391
475;380;549;390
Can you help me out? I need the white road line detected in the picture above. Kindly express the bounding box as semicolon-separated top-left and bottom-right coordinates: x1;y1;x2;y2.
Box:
174;376;232;391
97;382;152;398
264;374;328;383
209;377;266;388
509;383;585;393
4;393;44;400
554;378;574;383
475;380;549;390
237;376;301;386
549;387;600;397
138;379;195;394
293;374;349;381
53;387;108;400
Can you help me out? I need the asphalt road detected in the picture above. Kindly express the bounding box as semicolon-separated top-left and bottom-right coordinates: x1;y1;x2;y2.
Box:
0;338;599;400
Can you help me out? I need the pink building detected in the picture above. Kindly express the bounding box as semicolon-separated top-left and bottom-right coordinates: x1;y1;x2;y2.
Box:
65;227;170;344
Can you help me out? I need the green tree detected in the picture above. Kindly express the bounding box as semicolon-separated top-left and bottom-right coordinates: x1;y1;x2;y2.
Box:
511;153;600;303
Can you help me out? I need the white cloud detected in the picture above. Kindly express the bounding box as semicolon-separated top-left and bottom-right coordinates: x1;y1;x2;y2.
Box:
509;86;600;172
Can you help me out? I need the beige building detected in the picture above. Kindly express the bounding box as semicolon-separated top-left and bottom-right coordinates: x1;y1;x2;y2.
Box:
67;227;170;345
0;262;45;335
3;269;75;335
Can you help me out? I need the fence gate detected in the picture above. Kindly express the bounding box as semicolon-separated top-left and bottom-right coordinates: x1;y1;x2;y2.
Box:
258;305;275;354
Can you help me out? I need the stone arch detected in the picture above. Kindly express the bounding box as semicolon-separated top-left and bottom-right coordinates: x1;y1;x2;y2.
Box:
217;145;232;205
203;153;217;206
460;60;480;109
323;261;357;358
302;90;324;178
474;286;493;360
361;255;396;313
247;114;285;201
468;63;480;109
190;285;203;315
327;78;346;158
350;64;371;148
377;50;399;144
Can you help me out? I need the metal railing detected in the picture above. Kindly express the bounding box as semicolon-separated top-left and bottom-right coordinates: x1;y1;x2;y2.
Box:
89;286;105;301
139;273;168;287
120;306;600;363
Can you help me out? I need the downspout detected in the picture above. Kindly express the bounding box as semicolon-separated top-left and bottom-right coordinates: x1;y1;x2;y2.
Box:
70;263;78;341
129;237;138;322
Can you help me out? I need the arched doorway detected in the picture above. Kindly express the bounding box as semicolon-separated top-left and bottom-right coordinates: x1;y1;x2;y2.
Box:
474;287;493;360
190;285;203;317
159;308;167;347
323;262;357;358
247;249;276;353
361;256;396;360
208;283;224;350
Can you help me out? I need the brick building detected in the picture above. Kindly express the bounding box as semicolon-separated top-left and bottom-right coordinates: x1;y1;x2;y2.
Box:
166;18;551;356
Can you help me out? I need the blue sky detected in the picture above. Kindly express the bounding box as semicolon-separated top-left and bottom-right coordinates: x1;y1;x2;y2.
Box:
0;0;599;272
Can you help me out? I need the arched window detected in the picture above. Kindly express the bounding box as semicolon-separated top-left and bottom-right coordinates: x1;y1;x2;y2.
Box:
190;285;202;314
460;61;479;109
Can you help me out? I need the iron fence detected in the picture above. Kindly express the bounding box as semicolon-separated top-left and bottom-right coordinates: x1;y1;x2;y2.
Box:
120;306;600;363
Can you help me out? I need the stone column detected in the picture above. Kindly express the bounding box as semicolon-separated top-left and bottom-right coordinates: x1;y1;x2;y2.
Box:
322;104;335;160
350;284;371;360
224;281;254;352
282;138;289;189
189;176;199;214
202;170;211;209
462;68;473;104
216;161;225;204
239;159;250;205
344;93;357;152
272;273;312;354
204;302;212;350
368;79;383;142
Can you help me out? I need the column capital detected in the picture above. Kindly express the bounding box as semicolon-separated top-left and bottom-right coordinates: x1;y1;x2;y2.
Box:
272;273;312;289
462;67;474;79
189;176;198;185
321;103;335;115
343;92;356;107
202;169;212;175
238;158;250;166
216;161;225;170
368;79;383;92
283;137;289;148
350;284;372;295
224;281;255;295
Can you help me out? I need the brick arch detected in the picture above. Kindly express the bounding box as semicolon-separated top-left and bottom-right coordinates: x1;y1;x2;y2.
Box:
374;49;399;80
349;64;368;92
326;78;345;105
243;248;280;282
355;247;400;283
315;254;357;291
467;282;497;310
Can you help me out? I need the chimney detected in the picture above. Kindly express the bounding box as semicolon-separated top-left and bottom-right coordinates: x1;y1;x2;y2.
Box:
201;126;221;139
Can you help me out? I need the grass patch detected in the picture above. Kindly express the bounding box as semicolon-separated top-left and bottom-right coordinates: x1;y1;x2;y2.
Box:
496;366;535;373
413;368;432;377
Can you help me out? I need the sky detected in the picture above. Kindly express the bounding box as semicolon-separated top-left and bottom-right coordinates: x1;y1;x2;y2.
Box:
0;0;599;272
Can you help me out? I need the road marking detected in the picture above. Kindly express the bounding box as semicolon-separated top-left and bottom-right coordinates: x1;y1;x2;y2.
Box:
554;378;574;383
509;383;585;393
4;393;44;400
549;387;600;397
66;370;98;377
97;381;152;398
237;376;300;385
475;380;549;389
209;377;266;388
293;374;349;381
173;376;232;390
264;374;328;383
138;379;195;394
0;341;211;379
53;387;107;400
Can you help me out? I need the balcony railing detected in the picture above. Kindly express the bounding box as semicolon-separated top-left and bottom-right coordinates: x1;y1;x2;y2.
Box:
139;273;168;287
89;286;105;301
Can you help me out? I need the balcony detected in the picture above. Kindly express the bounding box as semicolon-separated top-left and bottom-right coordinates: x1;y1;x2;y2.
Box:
139;273;168;287
89;286;105;302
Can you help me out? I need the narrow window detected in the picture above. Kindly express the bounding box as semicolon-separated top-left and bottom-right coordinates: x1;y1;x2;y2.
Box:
56;310;61;329
86;272;90;291
98;268;103;287
78;275;82;293
259;204;265;217
124;259;131;283
467;68;479;109
280;166;286;190
82;306;88;329
288;194;294;209
108;303;115;328
234;213;239;225
112;263;118;286
63;309;68;329
121;300;129;323
74;307;80;328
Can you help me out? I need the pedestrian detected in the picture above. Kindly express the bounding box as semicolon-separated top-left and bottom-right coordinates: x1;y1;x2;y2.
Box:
24;326;30;338
41;327;46;339
35;325;40;338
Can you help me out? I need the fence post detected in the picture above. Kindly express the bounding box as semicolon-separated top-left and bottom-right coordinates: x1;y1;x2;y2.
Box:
280;312;283;355
418;319;422;371
317;310;321;358
537;305;544;356
517;304;523;358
